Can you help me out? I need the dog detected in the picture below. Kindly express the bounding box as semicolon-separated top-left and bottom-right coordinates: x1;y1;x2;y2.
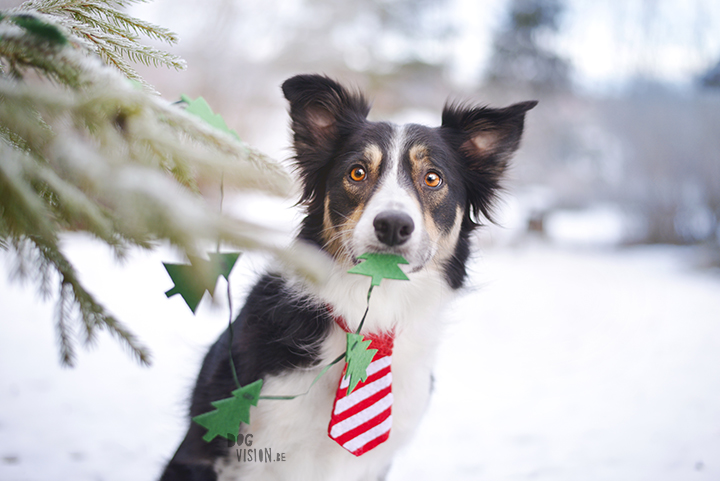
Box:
160;74;536;481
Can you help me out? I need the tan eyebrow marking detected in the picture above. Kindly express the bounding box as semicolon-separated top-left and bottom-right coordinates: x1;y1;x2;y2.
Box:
363;144;382;176
409;144;428;179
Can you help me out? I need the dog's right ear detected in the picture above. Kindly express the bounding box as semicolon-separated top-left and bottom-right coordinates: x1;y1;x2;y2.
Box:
282;75;370;153
282;75;370;203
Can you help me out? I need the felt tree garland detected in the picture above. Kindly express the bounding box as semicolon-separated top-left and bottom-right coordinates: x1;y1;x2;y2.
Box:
163;94;245;395
165;251;409;443
162;95;411;443
341;253;407;395
164;253;240;313
163;96;242;312
192;379;263;442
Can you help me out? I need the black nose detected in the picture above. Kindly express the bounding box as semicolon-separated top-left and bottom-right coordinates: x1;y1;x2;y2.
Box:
373;211;415;246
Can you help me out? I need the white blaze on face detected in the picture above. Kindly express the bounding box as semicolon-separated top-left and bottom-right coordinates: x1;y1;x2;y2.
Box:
352;125;430;267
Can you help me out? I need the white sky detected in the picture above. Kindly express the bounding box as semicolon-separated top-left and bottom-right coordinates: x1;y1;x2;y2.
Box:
447;0;720;90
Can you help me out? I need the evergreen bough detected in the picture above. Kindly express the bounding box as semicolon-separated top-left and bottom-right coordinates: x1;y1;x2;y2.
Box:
0;0;314;366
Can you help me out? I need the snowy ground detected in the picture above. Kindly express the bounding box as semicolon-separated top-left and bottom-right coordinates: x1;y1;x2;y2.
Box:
1;236;719;481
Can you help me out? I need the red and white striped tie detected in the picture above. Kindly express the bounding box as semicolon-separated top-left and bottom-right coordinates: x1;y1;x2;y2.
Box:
328;317;395;456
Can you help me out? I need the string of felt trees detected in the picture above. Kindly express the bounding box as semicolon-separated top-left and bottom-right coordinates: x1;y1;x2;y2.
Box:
164;98;411;443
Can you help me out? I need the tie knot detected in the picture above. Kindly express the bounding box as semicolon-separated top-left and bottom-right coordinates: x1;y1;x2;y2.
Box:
332;314;395;357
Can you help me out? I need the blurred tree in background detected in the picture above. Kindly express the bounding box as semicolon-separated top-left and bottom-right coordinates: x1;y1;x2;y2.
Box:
479;0;720;248
699;59;720;88
486;0;570;92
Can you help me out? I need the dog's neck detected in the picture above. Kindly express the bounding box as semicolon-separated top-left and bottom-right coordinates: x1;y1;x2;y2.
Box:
286;257;455;337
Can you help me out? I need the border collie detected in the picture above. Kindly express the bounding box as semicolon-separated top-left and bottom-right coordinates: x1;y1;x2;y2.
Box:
160;74;536;481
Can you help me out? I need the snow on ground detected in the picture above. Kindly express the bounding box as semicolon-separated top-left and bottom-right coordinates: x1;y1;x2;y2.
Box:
1;237;719;481
391;244;720;481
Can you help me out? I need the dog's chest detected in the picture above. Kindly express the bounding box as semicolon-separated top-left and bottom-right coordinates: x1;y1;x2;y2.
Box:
216;281;448;481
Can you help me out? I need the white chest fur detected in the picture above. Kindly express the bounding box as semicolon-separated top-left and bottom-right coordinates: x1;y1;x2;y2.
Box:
215;266;454;481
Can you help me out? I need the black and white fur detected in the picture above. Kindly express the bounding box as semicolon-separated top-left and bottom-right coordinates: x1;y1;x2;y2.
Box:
160;75;536;481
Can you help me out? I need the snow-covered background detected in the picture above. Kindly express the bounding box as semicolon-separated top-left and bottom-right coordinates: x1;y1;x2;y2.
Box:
2;0;720;479
1;218;719;480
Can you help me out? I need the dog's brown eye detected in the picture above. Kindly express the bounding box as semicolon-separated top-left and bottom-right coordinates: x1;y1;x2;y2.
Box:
424;171;442;188
350;166;367;182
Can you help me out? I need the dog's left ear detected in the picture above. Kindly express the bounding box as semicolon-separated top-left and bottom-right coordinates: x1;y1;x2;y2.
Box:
441;100;537;223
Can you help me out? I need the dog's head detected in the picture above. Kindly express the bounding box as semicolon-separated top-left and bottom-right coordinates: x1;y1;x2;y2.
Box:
283;74;536;289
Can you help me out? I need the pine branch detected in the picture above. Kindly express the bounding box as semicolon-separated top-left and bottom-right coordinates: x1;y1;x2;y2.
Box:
56;281;77;366
8;0;186;88
0;1;326;367
60;2;180;44
34;236;152;366
0;143;58;243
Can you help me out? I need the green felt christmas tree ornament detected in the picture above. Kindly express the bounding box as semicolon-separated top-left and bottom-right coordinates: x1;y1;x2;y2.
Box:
347;253;410;286
192;379;263;442
343;333;378;395
163;252;240;313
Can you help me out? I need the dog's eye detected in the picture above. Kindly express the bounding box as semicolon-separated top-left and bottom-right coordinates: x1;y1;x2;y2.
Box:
349;165;367;182
424;171;442;188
